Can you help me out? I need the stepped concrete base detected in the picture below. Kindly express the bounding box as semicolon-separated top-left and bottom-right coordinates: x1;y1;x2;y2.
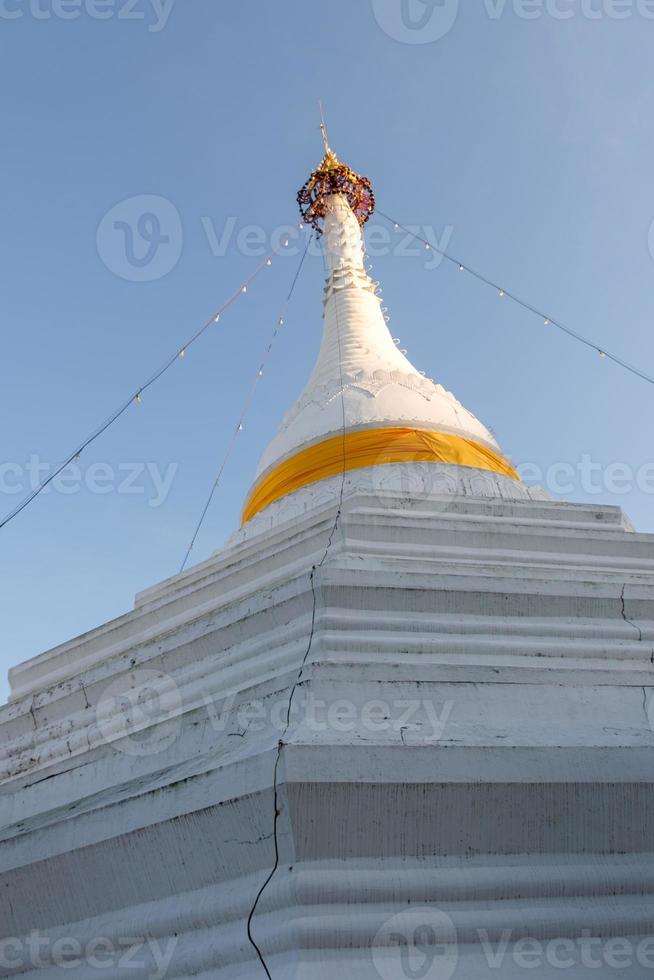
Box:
1;485;653;978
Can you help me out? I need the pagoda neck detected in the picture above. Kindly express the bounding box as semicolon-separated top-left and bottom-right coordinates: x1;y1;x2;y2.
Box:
322;194;368;275
308;196;417;391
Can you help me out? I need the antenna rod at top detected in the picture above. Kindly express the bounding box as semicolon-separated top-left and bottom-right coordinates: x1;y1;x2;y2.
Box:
319;100;330;152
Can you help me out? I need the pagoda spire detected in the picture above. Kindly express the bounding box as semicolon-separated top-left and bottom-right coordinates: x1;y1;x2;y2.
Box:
319;100;330;153
242;143;519;525
317;103;343;173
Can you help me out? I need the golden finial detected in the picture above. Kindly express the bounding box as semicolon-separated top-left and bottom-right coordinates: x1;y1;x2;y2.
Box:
319;100;329;151
319;101;339;171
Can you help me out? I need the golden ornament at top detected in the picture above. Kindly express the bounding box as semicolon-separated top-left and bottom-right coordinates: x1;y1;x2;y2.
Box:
320;146;341;172
298;138;375;235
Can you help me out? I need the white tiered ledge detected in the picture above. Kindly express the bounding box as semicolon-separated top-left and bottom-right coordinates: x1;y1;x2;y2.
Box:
1;489;654;978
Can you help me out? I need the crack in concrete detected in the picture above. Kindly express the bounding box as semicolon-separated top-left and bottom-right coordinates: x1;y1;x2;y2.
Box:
620;584;643;643
80;681;90;711
642;686;654;739
225;832;274;847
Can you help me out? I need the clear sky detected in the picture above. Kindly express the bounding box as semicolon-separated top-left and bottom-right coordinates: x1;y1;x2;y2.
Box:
1;0;653;701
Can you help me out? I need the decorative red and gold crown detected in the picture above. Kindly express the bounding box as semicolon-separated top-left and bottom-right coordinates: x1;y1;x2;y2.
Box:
297;142;375;235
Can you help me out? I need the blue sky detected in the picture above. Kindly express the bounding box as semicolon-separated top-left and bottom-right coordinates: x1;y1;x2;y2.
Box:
1;0;654;700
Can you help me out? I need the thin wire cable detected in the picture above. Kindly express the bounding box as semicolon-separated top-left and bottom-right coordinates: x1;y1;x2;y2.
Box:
179;235;314;574
377;208;654;388
246;224;349;978
0;228;300;534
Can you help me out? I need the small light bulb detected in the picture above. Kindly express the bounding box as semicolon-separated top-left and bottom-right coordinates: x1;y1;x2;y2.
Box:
599;350;606;358
283;239;289;247
544;318;549;325
258;369;263;377
214;314;221;323
238;423;243;431
425;243;430;250
266;259;272;267
499;290;505;298
279;317;284;326
135;393;142;404
179;349;185;359
394;223;399;229
242;286;247;294
459;265;464;272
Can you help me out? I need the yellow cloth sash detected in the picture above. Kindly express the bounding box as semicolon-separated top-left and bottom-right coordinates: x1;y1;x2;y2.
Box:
242;426;519;525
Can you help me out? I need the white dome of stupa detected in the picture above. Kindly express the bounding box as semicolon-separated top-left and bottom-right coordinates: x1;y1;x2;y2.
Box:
242;142;526;528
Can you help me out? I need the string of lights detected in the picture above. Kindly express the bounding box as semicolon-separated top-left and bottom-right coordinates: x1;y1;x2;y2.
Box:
0;224;304;534
179;234;314;574
376;208;654;388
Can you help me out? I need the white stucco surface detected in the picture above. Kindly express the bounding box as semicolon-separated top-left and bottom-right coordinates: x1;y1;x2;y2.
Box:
253;195;502;489
1;488;653;977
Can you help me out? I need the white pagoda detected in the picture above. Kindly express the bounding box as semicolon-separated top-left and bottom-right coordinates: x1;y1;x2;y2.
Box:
1;142;653;979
